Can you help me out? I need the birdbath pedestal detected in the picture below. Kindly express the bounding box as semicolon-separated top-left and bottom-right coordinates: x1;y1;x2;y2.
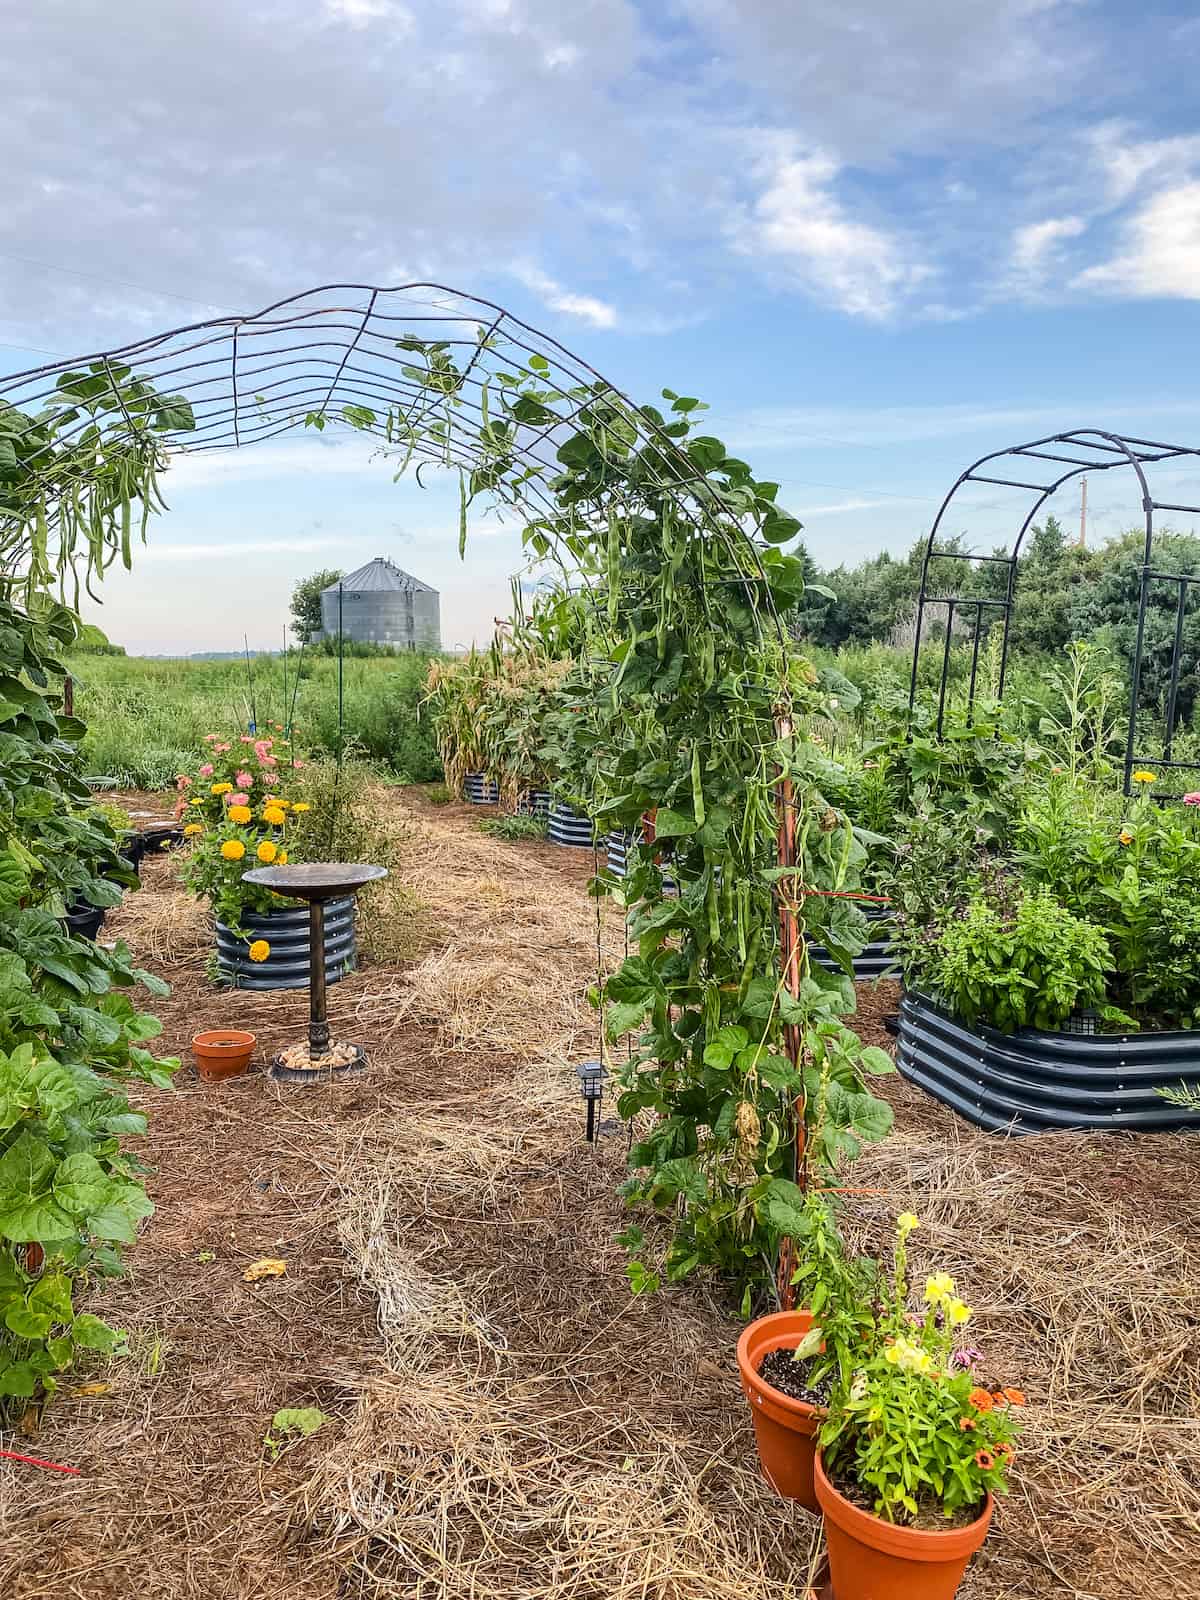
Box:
243;862;387;1080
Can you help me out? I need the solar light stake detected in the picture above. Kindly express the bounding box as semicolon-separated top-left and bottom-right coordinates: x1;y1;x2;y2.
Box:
575;1058;608;1142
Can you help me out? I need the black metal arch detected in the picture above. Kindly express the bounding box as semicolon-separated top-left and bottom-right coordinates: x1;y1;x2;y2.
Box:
909;428;1200;795
0;281;784;642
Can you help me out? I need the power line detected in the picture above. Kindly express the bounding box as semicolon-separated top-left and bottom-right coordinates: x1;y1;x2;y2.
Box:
0;246;273;316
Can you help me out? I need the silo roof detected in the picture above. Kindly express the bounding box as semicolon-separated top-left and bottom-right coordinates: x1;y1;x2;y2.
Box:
324;557;436;594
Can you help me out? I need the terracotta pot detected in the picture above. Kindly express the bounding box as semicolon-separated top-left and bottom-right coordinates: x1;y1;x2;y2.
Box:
736;1308;823;1511
192;1029;256;1082
814;1449;992;1600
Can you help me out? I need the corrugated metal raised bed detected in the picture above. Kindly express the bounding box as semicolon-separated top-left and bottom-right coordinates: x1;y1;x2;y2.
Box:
808;904;896;982
897;988;1200;1134
548;798;595;848
518;787;551;817
463;772;499;805
215;897;356;991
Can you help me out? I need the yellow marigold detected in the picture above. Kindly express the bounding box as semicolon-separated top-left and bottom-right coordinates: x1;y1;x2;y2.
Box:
1132;770;1157;784
277;849;288;865
1119;829;1134;846
227;804;252;824
292;801;311;813
183;823;204;838
256;840;278;864
189;796;204;806
211;781;233;795
262;805;286;826
220;839;246;861
248;939;270;962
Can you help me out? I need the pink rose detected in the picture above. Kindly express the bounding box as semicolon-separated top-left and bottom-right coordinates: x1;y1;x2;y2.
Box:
228;791;249;806
199;763;214;778
235;770;253;788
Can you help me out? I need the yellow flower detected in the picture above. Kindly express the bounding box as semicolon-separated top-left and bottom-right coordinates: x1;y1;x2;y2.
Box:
898;1212;919;1237
1119;829;1134;846
925;1272;955;1304
262;806;286;826
220;839;246;861
183;823;204;838
292;801;311;814
189;796;204;806
884;1335;935;1375
947;1297;972;1327
1132;770;1157;784
277;849;288;865
248;939;270;962
256;840;278;864
211;781;233;795
227;804;252;824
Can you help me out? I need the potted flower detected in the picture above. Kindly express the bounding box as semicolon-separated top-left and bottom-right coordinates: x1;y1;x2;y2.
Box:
176;735;353;990
737;1189;876;1511
814;1213;1022;1600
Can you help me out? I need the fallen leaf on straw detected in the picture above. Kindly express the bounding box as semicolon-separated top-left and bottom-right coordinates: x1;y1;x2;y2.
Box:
242;1258;287;1282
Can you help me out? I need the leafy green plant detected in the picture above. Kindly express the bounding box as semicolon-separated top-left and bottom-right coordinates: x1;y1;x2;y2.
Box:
0;593;178;1407
479;811;549;841
264;1405;329;1461
819;1213;1023;1524
927;885;1111;1033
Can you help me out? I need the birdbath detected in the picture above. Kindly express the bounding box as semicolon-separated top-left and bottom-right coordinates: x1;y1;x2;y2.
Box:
242;862;387;1080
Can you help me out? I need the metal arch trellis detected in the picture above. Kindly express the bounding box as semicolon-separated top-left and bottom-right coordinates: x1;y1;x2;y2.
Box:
0;283;824;1283
908;428;1200;797
0;281;786;648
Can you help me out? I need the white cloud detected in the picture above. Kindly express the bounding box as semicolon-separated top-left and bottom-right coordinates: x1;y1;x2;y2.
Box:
1074;181;1200;299
323;0;414;29
509;264;618;328
731;141;929;321
1011;215;1086;275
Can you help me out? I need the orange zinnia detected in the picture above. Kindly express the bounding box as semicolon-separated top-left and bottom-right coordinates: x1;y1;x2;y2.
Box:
958;1416;976;1432
995;1443;1014;1462
968;1387;994;1412
975;1449;995;1470
1000;1388;1026;1406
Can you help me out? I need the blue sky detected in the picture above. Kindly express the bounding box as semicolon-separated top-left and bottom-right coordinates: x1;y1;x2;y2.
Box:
4;0;1200;651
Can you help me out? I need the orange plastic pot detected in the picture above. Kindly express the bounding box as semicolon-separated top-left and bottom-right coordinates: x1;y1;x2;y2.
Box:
192;1029;256;1082
736;1309;823;1510
814;1449;992;1600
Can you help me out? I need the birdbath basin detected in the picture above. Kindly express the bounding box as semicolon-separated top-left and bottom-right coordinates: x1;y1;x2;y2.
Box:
243;862;387;1080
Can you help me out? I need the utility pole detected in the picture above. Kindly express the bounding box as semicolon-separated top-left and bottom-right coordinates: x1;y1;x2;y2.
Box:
1079;475;1088;548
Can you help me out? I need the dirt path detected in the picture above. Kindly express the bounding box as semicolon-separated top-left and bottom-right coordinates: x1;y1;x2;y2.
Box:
1;792;1197;1599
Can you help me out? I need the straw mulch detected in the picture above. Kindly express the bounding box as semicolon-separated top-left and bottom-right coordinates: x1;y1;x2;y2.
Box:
1;787;1198;1600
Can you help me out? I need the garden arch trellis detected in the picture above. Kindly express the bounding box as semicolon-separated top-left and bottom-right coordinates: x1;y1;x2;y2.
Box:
0;281;893;1304
908;428;1200;796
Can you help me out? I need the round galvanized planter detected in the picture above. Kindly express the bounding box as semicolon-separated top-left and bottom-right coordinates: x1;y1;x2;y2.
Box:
606;828;634;875
897;987;1200;1134
464;772;499;805
215;898;357;992
518;787;551;817
548;799;595;849
808;904;896;982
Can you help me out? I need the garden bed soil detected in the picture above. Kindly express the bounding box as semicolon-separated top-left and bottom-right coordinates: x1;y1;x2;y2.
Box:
1;794;1198;1600
757;1347;831;1407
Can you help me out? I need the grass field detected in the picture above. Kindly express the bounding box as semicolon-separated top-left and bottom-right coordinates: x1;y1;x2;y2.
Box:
67;650;442;787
